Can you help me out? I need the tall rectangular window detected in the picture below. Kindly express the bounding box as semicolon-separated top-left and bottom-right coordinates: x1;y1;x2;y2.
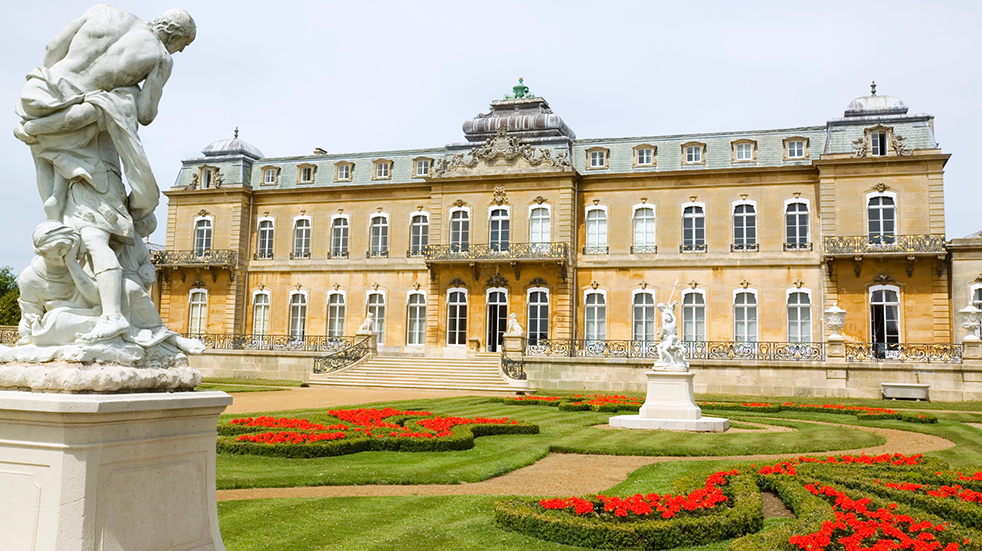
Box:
369;215;388;256
489;208;510;252
633;292;656;342
293;218;311;258
585;209;607;252
785;202;809;248
868;196;896;245
447;290;467;345
529;207;550;250
527;290;548;346
734;292;758;343
368;293;385;345
682;292;705;342
252;293;269;338
870;288;900;357
409;214;429;255
327;293;345;338
407;293;426;345
682;206;705;251
289;293;307;340
585;292;606;342
787;292;811;343
871;131;888;156
257;220;274;259
449;210;470;252
194;219;212;255
633;207;656;249
189;290;207;336
733;204;757;250
331;217;349;257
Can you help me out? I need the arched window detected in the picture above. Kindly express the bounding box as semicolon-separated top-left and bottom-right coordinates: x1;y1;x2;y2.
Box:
527;289;549;346
449;208;470;252
633;291;656;343
585;207;608;253
293;218;311;259
289;292;307;340
367;292;386;345
785;201;809;250
489;208;510;252
732;202;757;251
256;219;274;259
870;286;900;357
407;292;426;346
681;290;706;342
188;289;207;336
681;204;705;252
734;291;758;343
868;195;896;245
193;218;212;255
409;214;429;256
447;289;467;345
369;214;389;257
585;290;607;342
252;291;270;338
529;207;550;245
633;206;656;252
787;291;811;343
331;216;349;258
327;292;346;338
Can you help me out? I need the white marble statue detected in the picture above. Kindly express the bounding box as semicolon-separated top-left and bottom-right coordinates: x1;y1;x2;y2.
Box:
654;301;688;371
505;313;523;336
356;313;376;334
1;6;201;390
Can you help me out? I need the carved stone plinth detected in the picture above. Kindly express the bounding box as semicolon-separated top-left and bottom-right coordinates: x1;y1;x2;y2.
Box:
0;390;231;551
609;371;728;432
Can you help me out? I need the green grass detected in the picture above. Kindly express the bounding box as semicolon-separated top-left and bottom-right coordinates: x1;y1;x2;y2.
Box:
697;392;982;412
217;496;792;551
197;377;304;393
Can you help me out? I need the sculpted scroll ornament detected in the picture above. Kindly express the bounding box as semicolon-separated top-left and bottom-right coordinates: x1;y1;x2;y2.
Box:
431;126;572;177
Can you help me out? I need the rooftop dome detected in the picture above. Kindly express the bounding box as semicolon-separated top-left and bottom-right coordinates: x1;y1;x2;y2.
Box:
844;82;908;117
201;128;263;159
461;79;575;143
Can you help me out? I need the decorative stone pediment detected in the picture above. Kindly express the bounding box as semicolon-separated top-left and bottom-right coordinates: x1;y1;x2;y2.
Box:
432;126;573;178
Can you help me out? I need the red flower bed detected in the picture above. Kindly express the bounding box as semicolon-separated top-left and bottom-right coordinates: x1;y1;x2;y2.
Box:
508;395;562;402
540;469;736;519
230;416;333;431
570;394;643;406
236;431;346;444
793;482;958;551
881;481;982;504
759;460;798;476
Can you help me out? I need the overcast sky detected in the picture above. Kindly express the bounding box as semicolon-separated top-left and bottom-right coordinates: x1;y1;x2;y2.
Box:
2;0;979;274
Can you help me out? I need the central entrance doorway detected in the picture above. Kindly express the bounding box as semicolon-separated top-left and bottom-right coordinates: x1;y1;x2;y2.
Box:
486;289;507;353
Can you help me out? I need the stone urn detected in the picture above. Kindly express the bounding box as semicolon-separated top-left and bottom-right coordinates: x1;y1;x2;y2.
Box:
824;304;847;339
958;304;982;343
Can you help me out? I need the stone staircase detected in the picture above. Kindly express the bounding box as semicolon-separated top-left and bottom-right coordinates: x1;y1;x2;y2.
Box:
309;354;521;393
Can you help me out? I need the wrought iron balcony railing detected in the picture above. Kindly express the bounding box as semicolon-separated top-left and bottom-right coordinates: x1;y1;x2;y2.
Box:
407;249;425;258
366;250;389;258
290;251;311;260
150;249;236;268
680;244;707;253
581;246;608;255
630;245;658;254
253;251;274;260
730;243;759;252
784;242;813;251
823;235;946;256
328;250;349;259
524;339;825;361
184;333;359;352
845;342;962;363
313;335;374;374
422;242;569;262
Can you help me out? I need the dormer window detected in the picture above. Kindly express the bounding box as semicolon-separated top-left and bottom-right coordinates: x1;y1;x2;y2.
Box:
297;163;316;184
197;166;219;189
261;166;279;185
682;142;705;165
335;162;353;182
414;158;431;177
373;159;392;180
784;137;808;160
732;140;756;162
586;147;609;170
633;144;656;167
871;131;888;156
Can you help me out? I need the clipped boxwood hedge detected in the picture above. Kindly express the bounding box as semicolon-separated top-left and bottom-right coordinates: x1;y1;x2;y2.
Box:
698;402;938;423
489;395;642;413
494;473;762;550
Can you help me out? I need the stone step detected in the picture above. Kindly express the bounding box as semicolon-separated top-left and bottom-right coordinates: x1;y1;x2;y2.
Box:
309;354;518;392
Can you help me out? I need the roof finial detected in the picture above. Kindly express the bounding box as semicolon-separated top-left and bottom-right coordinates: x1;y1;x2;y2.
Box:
870;81;876;96
234;127;239;139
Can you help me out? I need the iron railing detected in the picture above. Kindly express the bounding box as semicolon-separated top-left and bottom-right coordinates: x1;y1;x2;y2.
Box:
845;342;962;363
366;250;389;258
183;333;358;352
525;339;825;361
680;244;707;253
823;235;946;256
501;356;527;380
313;336;373;374
581;246;609;255
290;251;311;260
423;242;569;262
630;245;658;254
407;249;425;258
784;242;813;251
328;250;349;259
253;251;274;260
150;249;236;268
731;243;760;252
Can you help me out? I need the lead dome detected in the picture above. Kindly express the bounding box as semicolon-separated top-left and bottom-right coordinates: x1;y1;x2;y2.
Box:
201;128;264;159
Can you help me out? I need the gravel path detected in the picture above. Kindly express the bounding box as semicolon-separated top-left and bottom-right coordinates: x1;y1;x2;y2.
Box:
216;386;955;502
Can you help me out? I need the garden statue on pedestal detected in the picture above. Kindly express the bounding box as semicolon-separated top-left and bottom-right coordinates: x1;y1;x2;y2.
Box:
0;5;202;391
654;301;687;371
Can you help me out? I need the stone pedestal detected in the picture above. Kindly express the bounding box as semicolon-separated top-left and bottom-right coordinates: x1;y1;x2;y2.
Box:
609;371;728;432
0;390;232;551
